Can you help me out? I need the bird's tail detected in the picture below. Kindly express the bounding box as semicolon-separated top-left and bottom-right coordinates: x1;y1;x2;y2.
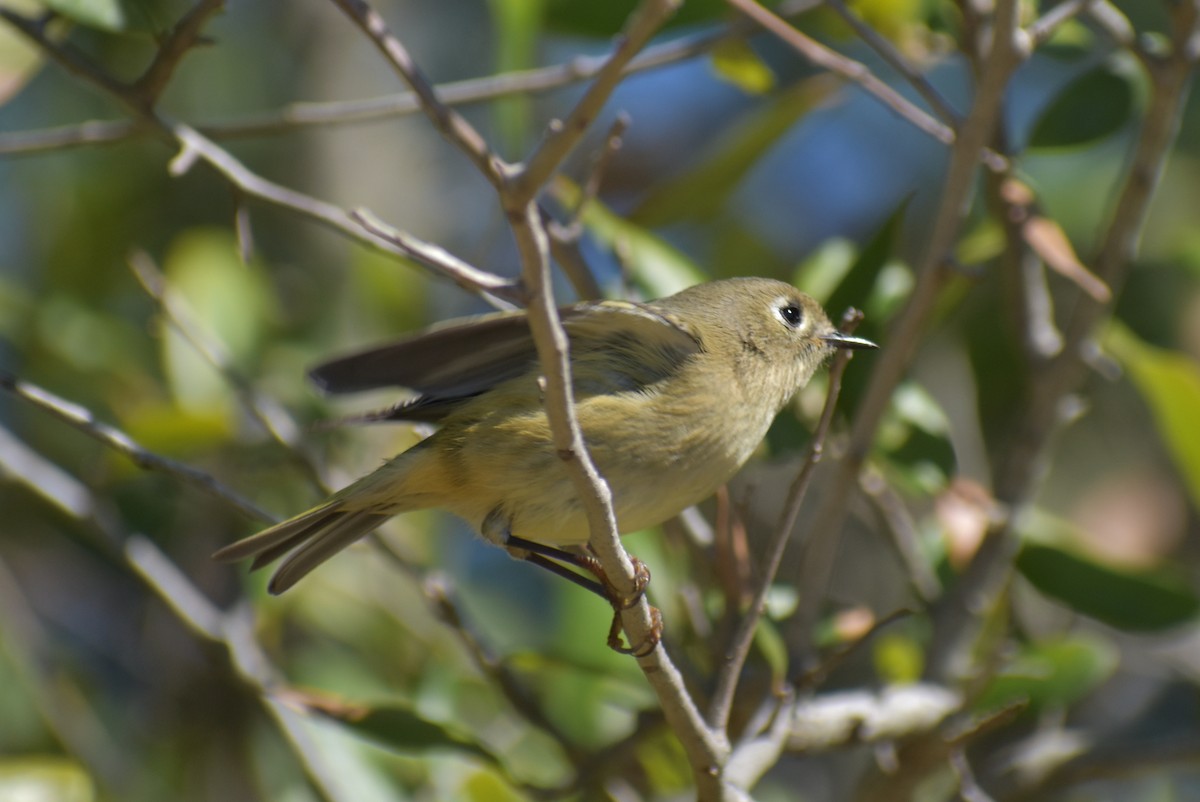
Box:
214;503;391;595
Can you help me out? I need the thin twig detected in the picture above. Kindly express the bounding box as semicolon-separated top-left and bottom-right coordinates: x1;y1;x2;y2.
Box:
492;0;735;794
328;0;508;189
824;0;962;125
925;0;1200;682
547;114;630;299
706;308;864;732
132;0;225;105
0;370;274;523
723;0;1008;172
0;554;127;789
127;251;329;495
789;0;1027;669
126;537;357;802
511;0;684;202
1027;0;1098;46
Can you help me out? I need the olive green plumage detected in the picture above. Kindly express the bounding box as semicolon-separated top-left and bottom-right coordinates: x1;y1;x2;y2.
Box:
214;277;876;593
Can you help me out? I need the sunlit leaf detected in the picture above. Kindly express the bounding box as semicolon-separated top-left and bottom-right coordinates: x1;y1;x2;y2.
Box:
0;757;94;802
41;0;190;32
754;614;788;686
709;39;775;95
289;690;506;768
873;632;924;684
1106;323;1200;513
0;1;51;106
461;769;527;802
1027;63;1136;149
874;382;956;494
1017;542;1200;631
41;0;128;30
160;229;273;415
975;634;1118;712
552;177;706;297
486;0;541;155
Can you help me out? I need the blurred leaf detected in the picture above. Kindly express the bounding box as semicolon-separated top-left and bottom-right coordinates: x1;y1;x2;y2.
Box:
160;229;273;415
120;399;232;456
709;39;775;94
635;728;692;796
42;0;128;30
873;632;923;684
552;177;706;297
0;757;94;802
542;0;727;36
41;0;190;32
461;769;527;802
1017;543;1200;631
486;0;542;155
0;1;51;106
846;0;924;42
874;382;956;494
791;238;857;304
825;200;908;335
754;614;789;686
975;634;1118;712
290;690;507;768
1106;323;1200;513
631;76;837;226
1027;64;1135;149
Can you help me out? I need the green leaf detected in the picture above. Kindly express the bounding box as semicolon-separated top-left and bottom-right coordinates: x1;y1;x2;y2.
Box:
975;634;1118;712
709;39;775;95
630;76;837;226
1106;323;1200;513
42;0;128;30
0;757;94;802
1027;63;1136;149
823;200;908;333
1017;542;1200;631
302;694;506;767
486;0;542;156
551;178;706;297
542;0;727;36
42;0;188;32
160;228;273;415
873;632;924;684
874;382;956;494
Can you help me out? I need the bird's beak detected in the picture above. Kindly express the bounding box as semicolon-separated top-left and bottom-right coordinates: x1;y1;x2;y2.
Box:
820;331;878;350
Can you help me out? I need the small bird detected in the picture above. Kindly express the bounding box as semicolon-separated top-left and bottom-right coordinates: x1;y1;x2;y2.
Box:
215;278;875;646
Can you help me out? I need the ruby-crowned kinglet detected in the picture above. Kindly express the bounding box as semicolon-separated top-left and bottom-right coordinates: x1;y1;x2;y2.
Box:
215;277;875;595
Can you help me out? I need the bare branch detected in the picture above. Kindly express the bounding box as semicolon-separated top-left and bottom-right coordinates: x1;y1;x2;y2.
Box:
327;0;508;188
132;0;225;105
824;0;962;125
1027;0;1099;46
127;251;329;495
511;0;684;201
0;370;274;523
925;0;1200;682
790;0;1028;668
707;307;865;732
723;0;1008;172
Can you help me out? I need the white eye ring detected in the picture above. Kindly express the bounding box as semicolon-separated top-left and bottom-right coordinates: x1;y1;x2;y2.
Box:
774;297;804;329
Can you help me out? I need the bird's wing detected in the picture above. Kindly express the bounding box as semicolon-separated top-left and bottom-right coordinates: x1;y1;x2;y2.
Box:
309;300;702;424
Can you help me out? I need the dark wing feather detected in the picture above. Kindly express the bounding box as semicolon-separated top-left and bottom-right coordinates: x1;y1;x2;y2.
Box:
309;300;702;424
310;309;538;396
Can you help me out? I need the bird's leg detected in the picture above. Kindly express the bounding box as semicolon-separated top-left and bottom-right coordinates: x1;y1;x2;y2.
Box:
500;530;662;656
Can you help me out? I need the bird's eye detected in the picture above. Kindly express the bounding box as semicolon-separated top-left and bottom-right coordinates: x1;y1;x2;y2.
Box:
778;304;803;328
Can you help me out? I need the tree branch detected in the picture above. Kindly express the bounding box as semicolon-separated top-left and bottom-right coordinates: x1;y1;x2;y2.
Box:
788;0;1028;668
707;308;864;732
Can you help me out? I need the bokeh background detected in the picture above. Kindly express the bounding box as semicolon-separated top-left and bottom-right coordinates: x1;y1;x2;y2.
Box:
2;0;1200;800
